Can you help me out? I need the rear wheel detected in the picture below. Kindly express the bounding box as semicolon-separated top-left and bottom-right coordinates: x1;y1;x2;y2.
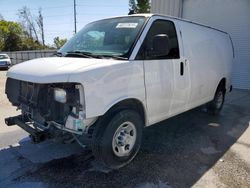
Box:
91;110;143;169
206;85;225;115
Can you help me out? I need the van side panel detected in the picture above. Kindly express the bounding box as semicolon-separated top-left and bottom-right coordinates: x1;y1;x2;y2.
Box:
177;20;233;109
215;35;234;92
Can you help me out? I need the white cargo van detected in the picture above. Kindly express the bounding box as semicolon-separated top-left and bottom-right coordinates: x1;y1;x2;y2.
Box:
5;14;233;169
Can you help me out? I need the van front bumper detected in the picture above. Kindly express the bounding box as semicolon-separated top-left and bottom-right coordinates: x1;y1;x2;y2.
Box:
5;115;50;143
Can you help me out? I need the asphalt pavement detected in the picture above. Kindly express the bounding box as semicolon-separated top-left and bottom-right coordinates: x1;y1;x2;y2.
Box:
0;70;249;188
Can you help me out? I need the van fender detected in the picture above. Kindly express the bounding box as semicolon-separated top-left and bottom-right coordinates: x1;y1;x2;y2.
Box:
100;96;148;126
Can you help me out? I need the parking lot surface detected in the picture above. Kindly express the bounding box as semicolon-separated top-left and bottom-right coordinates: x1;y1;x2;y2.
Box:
0;70;250;188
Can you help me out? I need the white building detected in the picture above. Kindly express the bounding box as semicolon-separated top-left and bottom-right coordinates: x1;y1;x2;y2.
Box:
151;0;250;89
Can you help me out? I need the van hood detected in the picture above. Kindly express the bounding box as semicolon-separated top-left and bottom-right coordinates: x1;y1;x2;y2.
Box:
7;57;124;83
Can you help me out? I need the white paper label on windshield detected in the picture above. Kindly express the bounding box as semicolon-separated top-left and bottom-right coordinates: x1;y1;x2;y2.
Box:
116;23;138;28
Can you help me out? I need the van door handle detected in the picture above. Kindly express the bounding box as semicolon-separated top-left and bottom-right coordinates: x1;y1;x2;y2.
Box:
180;62;184;76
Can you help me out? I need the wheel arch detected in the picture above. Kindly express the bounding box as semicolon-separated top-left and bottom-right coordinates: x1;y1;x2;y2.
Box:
218;77;226;92
214;77;226;96
102;98;147;127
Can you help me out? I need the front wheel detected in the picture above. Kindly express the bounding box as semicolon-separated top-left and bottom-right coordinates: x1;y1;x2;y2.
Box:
91;110;143;169
206;85;225;115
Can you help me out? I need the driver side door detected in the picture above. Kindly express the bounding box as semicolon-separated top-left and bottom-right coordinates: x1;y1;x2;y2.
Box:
136;19;188;125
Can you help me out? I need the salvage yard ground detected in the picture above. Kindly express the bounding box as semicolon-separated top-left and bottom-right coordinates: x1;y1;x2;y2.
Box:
0;70;250;188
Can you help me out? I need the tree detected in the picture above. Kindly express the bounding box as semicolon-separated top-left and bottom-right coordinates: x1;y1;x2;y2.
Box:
36;8;45;47
0;20;23;51
18;6;46;47
21;37;44;50
136;0;151;13
129;0;136;14
128;0;151;14
0;19;45;51
0;14;4;20
54;37;67;49
18;6;39;42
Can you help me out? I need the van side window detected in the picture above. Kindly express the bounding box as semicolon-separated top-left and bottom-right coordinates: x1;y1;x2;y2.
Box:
136;20;180;60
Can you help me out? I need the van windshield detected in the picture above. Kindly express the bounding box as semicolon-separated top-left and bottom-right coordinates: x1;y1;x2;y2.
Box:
59;16;146;59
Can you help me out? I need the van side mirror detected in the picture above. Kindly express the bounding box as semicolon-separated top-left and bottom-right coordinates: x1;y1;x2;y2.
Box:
147;34;170;58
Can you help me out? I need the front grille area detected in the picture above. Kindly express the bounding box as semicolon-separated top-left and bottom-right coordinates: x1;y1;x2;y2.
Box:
19;81;45;107
6;78;52;110
5;78;80;125
5;78;21;106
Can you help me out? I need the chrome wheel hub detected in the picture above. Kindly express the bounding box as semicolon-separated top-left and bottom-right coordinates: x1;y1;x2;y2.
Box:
112;121;137;157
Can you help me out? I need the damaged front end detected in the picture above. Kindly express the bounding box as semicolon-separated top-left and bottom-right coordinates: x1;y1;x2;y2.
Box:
5;78;95;143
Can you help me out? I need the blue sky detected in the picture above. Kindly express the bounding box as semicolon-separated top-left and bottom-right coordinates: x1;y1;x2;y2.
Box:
0;0;129;45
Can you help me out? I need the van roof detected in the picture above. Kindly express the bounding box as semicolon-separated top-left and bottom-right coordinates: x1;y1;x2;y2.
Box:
128;13;229;35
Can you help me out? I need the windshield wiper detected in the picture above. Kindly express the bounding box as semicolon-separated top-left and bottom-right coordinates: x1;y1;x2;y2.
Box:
53;52;63;57
64;51;128;60
94;55;128;60
64;51;94;58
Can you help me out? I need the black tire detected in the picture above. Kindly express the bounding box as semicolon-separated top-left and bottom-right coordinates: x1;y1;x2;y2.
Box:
206;85;225;115
91;109;143;169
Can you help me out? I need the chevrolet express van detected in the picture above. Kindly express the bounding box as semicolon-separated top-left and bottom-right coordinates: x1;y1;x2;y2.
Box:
5;14;234;169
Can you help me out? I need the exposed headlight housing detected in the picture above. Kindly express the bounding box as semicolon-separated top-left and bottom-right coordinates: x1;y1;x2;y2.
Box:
54;88;67;103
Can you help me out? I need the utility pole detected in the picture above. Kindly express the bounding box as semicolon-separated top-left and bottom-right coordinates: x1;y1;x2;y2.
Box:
74;0;77;34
